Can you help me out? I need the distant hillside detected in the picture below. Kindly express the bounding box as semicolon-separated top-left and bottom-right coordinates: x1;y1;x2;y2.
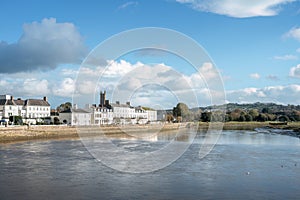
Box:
200;102;300;113
166;102;300;122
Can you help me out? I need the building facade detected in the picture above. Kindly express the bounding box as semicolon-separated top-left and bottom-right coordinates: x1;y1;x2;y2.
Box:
59;108;91;126
0;95;50;124
85;91;158;125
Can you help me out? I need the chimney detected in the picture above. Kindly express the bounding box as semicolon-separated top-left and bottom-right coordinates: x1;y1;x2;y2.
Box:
43;96;48;101
10;96;13;100
105;100;109;106
116;101;120;105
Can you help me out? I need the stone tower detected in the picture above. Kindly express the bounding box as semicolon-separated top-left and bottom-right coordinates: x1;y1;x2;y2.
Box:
100;91;106;107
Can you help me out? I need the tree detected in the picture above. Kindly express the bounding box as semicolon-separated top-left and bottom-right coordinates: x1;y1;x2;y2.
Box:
257;113;268;122
278;115;289;122
229;109;244;121
291;110;300;121
245;114;253;122
248;109;259;120
54;117;60;125
201;112;212;122
262;107;270;114
57;102;72;112
9;116;23;125
173;103;190;122
238;115;246;122
166;114;174;123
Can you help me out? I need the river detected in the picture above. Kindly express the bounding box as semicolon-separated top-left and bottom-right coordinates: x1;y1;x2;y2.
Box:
0;130;300;200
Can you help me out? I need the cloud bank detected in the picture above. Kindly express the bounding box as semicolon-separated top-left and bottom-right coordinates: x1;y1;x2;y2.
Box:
0;59;299;107
0;18;87;73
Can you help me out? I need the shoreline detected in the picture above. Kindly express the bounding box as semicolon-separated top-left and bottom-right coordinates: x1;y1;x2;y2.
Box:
1;122;300;144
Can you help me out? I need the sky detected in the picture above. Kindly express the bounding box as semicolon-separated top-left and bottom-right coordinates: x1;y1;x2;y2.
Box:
1;0;300;109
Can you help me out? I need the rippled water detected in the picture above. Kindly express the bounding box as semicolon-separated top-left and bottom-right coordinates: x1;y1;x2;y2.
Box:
1;130;300;200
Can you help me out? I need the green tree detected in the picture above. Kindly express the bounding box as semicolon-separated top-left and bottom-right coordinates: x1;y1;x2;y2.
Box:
54;117;60;125
262;107;271;114
201;112;212;122
57;102;72;112
278;115;289;122
245;114;253;121
9;116;23;125
257;113;268;122
173;103;190;122
248;109;259;120
291;110;300;121
238;115;246;122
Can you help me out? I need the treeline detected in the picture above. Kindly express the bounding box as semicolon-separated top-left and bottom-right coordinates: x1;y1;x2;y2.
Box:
168;102;300;122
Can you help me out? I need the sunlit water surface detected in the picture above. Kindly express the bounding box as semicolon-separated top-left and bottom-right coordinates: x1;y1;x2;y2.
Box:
1;130;300;200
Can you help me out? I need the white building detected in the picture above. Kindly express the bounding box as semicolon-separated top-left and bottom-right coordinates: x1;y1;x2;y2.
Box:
147;110;158;123
59;108;91;126
85;91;157;126
0;94;50;124
87;105;114;125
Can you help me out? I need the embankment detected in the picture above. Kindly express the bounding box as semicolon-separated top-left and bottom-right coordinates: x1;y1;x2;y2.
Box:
0;124;181;143
1;122;300;143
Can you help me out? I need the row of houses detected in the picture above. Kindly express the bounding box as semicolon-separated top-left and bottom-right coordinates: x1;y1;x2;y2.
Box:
59;91;157;126
0;94;51;124
0;92;158;126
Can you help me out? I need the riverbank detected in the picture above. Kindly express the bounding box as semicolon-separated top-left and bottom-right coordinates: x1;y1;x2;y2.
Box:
1;122;300;143
0;124;181;143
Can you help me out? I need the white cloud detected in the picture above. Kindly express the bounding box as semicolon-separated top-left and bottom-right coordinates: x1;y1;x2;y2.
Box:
117;1;138;10
4;59;300;108
198;62;219;80
273;54;298;60
176;0;296;18
250;73;260;79
227;84;300;105
103;60;143;77
285;27;300;41
0;77;50;97
289;64;300;78
22;79;50;96
0;18;87;73
52;78;75;97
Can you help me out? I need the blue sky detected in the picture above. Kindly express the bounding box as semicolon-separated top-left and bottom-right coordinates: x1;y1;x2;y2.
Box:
1;0;300;108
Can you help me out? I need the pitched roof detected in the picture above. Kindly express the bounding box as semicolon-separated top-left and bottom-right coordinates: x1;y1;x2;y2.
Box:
60;108;90;114
14;99;25;106
110;103;132;108
0;99;16;106
0;96;50;107
25;99;50;106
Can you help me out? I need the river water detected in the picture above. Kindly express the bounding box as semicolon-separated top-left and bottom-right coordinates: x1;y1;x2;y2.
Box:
1;130;300;200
